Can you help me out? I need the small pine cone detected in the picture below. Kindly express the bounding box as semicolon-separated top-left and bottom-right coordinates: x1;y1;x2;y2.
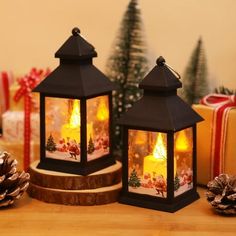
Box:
206;174;236;215
0;152;30;207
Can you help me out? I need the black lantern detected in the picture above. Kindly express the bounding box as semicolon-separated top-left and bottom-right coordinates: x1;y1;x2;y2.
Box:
118;56;204;212
33;27;116;175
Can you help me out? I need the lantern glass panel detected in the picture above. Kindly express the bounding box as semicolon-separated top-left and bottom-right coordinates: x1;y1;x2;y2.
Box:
45;97;81;162
128;129;168;198
174;127;193;197
86;95;110;161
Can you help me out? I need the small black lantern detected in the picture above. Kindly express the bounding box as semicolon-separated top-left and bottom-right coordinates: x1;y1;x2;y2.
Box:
33;27;116;175
118;56;204;212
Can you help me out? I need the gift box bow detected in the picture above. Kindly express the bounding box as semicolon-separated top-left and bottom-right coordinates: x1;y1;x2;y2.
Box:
201;94;236;108
13;68;46;108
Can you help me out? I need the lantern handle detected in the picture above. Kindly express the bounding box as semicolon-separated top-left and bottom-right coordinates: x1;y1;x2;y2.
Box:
156;56;181;80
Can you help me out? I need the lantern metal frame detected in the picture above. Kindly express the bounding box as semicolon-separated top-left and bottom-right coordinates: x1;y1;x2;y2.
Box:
118;56;203;212
33;28;116;175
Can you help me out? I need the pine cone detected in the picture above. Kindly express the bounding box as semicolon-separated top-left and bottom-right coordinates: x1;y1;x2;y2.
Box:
206;174;236;215
0;152;30;207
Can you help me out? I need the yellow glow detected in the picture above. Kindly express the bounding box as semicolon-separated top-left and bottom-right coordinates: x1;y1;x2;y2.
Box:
143;133;167;178
143;132;176;180
153;133;167;159
61;100;81;142
96;97;109;121
86;123;93;141
175;130;191;152
144;155;167;179
61;100;94;143
70;100;80;128
134;131;147;145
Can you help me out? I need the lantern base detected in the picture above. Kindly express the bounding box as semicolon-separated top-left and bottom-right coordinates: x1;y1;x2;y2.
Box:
29;160;122;190
119;190;200;212
28;182;122;206
37;154;115;176
28;160;122;205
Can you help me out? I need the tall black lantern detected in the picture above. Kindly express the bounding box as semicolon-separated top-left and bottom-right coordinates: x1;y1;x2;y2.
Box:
33;28;116;175
118;56;204;212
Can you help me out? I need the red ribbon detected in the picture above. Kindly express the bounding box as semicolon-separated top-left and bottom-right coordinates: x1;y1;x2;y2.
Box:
0;72;13;112
13;68;48;170
200;94;236;178
1;72;10;110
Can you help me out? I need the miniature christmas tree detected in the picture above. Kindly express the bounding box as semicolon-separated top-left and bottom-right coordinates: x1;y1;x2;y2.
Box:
87;136;95;154
180;38;209;104
128;169;141;188
174;175;180;191
46;134;57;152
106;0;149;152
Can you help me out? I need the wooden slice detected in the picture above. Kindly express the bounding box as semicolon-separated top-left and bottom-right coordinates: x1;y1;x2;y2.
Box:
28;182;122;205
29;160;122;190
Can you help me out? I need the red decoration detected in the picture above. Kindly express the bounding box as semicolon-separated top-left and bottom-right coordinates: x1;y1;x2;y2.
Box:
13;68;50;170
154;176;167;197
200;94;236;178
0;72;14;113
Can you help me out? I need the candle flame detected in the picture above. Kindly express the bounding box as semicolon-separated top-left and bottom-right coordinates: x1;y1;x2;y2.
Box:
96;97;109;121
153;133;167;159
175;130;190;152
69;100;80;128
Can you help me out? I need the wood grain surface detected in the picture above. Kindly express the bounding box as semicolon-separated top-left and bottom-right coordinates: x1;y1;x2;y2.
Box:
29;160;122;190
0;188;236;236
28;182;122;205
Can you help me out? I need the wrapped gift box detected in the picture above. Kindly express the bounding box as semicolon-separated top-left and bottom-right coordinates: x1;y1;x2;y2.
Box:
9;81;40;112
193;104;236;185
2;111;39;142
9;82;24;111
0;68;49;170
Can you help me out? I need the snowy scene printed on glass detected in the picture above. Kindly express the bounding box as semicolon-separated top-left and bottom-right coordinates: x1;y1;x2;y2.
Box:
127;128;194;199
45;97;82;162
174;128;193;197
86;95;110;161
45;95;110;163
128;130;168;198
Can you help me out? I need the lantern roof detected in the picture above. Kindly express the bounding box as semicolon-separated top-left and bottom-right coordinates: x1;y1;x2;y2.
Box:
33;27;116;98
55;27;97;60
139;56;182;91
118;56;203;131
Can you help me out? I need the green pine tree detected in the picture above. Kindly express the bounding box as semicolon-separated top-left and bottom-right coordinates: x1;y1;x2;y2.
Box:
46;134;57;152
174;175;180;191
180;38;209;104
106;0;149;152
128;169;141;188
87;136;95;154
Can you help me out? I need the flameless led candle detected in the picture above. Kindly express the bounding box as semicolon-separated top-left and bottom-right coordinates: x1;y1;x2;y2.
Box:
61;100;93;143
143;133;167;179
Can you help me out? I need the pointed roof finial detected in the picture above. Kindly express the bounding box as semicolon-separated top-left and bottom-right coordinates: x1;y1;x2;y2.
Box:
72;27;81;36
156;56;166;66
55;27;97;60
139;56;181;91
